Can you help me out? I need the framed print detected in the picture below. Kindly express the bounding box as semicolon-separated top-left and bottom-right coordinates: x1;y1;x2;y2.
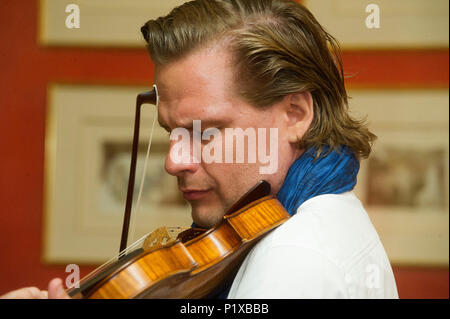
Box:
350;89;449;266
39;0;189;47
303;0;449;49
43;84;191;264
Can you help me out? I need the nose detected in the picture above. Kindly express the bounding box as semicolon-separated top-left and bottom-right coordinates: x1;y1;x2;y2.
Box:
165;136;201;176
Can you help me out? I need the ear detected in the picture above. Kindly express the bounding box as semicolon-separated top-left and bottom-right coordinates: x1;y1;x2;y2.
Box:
286;92;314;144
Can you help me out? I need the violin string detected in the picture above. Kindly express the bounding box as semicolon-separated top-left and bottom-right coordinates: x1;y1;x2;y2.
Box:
128;102;158;246
67;87;161;295
66;231;153;293
67;225;187;293
68;227;189;292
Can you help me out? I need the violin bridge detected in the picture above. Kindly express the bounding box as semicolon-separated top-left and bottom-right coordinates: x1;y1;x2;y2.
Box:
142;226;188;251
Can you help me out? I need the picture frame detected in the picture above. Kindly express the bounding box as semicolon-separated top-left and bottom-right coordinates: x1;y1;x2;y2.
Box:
43;83;191;264
303;0;449;49
43;85;449;266
350;88;449;266
39;0;189;47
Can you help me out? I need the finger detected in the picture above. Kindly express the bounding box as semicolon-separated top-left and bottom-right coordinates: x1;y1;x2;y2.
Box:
0;287;47;299
27;287;47;299
48;278;70;299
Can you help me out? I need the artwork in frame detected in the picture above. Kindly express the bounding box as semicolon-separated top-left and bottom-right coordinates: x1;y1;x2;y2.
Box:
39;0;189;47
303;0;449;49
366;147;446;209
44;85;449;267
43;84;191;264
350;88;449;266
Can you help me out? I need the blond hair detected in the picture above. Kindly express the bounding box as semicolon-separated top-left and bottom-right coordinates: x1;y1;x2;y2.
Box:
141;0;376;159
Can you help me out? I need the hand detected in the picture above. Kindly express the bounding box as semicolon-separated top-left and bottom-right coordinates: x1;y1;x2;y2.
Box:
0;278;71;299
0;287;48;299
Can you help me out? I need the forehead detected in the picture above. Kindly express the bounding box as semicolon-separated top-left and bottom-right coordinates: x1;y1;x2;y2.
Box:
155;45;241;127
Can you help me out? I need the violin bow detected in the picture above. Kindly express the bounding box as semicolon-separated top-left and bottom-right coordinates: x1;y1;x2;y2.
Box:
119;86;158;255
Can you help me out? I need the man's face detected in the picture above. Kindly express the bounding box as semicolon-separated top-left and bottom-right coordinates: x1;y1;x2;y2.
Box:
155;44;300;228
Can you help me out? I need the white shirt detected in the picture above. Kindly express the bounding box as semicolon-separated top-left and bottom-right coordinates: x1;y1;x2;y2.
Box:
227;192;399;299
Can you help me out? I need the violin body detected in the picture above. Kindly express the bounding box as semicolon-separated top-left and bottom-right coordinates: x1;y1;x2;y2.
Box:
70;195;289;299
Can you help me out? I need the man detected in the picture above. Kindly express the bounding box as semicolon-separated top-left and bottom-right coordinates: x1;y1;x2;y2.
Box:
2;0;398;298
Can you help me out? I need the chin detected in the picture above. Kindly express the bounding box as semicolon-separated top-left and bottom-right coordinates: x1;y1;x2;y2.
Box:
191;207;223;229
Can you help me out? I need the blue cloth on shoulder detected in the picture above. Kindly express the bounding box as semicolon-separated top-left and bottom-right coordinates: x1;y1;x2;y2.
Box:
277;145;359;216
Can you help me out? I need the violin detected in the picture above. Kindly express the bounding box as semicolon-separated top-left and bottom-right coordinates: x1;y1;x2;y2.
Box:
66;88;290;299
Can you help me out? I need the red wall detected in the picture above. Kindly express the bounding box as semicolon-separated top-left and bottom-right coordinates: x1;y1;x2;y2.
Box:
0;0;448;298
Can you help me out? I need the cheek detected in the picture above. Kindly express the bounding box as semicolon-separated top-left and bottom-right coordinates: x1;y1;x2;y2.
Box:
203;162;257;199
222;163;264;198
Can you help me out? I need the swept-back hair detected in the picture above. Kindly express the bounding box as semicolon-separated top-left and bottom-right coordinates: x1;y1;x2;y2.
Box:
141;0;376;159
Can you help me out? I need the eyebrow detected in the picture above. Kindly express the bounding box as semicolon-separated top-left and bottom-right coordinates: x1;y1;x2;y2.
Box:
158;116;228;132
